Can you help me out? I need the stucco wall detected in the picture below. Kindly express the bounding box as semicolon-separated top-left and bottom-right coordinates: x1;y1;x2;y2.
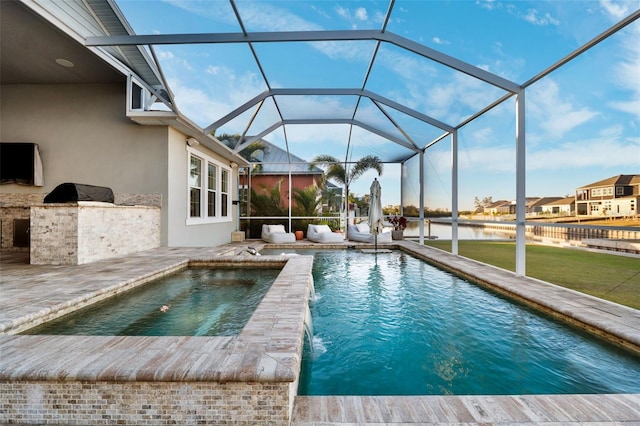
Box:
166;128;237;247
1;83;241;248
0;84;168;195
0;83;170;243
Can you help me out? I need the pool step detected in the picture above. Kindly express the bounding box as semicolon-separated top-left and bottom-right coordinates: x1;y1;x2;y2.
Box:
291;394;640;424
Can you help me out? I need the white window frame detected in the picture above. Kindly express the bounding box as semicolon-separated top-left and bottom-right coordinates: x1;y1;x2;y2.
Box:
187;147;232;225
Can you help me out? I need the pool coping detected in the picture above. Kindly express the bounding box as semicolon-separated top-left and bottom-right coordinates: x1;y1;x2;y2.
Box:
396;240;640;353
0;247;314;385
1;241;639;424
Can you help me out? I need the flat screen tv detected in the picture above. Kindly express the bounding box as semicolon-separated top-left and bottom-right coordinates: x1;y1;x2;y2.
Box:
0;142;44;186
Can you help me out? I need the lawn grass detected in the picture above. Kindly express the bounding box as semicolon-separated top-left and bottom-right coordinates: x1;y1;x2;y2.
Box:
423;240;640;310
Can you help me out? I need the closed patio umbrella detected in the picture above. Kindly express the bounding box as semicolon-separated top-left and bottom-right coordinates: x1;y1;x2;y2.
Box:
368;178;384;250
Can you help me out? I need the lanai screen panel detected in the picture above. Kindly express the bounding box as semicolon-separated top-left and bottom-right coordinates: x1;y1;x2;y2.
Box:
366;42;509;130
109;0;639;219
284;124;354;162
525;22;640;207
275;95;359;121
457;98;517;217
346;126;407;163
353;97;447;154
253;41;377;89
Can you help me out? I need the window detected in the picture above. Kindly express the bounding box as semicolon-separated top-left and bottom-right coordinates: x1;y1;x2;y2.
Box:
189;156;202;218
188;149;232;223
616;186;624;196
131;82;143;110
207;163;217;217
221;169;229;217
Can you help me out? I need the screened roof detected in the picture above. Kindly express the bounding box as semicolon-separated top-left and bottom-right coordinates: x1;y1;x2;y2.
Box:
93;0;638;170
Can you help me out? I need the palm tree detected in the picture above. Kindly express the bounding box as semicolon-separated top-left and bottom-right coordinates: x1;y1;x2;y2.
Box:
322;187;341;212
216;133;269;173
310;154;383;238
250;179;286;217
292;185;322;216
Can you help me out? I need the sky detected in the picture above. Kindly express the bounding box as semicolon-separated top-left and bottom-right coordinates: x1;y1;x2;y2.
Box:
115;0;639;211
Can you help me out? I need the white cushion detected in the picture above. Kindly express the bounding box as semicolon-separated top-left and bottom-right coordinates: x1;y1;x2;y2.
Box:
268;224;286;234
315;224;332;233
356;223;370;233
267;232;296;243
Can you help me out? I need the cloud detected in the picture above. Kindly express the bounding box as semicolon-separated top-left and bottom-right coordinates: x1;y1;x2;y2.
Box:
457;129;640;174
475;1;560;26
310;4;331;20
458;145;516;173
418;71;506;125
599;0;635;19
355;7;368;21
476;0;498;11
470;127;495;144
335;5;370;23
165;0;320;32
527;131;640;170
522;8;560;26
527;79;599;138
162;0;237;26
432;36;450;45
609;19;640;121
158;53;267;128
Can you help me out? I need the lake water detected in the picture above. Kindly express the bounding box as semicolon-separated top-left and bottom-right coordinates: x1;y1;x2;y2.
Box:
403;221;514;240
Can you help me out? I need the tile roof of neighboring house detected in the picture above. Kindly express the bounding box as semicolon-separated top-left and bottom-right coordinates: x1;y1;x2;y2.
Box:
577;174;640;189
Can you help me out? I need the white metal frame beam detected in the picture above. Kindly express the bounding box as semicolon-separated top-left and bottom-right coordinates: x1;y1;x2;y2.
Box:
86;30;521;93
205;88;455;135
83;1;638;283
235;118;421;154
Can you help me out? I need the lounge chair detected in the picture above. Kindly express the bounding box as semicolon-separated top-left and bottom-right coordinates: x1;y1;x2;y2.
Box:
261;224;296;244
306;224;344;243
347;223;392;243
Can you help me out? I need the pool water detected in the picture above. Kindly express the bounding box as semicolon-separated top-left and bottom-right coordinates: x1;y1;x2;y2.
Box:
24;267;280;336
294;249;640;395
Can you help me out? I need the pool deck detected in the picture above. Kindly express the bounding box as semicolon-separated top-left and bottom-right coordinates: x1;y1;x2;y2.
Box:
1;240;639;425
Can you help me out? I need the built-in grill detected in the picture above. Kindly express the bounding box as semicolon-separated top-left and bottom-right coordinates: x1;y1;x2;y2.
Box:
44;183;114;203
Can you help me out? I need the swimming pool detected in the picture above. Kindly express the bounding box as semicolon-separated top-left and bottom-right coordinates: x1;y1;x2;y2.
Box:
284;249;640;396
23;266;281;336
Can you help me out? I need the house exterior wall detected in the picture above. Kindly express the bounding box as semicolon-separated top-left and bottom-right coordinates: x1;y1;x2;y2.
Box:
1;83;240;249
575;177;639;217
0;84;168;197
166;128;237;246
541;204;573;215
0;83;170;241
